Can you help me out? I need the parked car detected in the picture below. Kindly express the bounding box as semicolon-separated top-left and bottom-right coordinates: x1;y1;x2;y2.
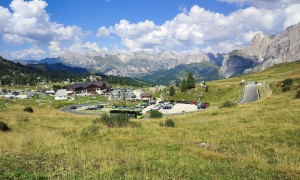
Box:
140;103;148;108
197;102;210;109
163;105;172;109
149;101;156;105
152;106;160;111
70;106;77;109
97;105;104;108
135;105;142;109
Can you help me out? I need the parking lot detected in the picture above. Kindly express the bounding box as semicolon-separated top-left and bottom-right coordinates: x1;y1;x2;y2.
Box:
142;103;198;115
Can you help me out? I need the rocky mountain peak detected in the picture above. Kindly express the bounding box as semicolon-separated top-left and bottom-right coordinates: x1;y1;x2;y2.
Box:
251;32;262;45
221;22;300;78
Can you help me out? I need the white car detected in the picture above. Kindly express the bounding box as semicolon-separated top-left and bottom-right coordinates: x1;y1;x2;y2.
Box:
152;106;160;111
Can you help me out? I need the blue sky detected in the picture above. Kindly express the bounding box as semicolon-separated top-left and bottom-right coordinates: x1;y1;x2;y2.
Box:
0;0;300;59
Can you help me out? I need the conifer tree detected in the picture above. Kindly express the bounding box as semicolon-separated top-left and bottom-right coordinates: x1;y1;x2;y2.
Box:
186;72;196;89
181;79;187;92
169;86;175;96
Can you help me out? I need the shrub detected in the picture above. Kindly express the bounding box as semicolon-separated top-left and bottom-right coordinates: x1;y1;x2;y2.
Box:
165;119;175;127
296;90;300;99
282;78;293;86
159;119;176;127
149;110;162;119
0;121;11;132
159;122;165;127
205;86;209;93
282;85;291;92
95;113;141;128
211;112;218;116
81;125;99;136
221;101;236;108
23;106;33;113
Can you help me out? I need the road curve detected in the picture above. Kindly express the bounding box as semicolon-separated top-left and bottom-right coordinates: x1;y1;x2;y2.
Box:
60;102;110;116
238;85;261;104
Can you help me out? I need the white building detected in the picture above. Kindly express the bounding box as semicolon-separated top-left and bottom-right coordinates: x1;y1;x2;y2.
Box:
55;89;68;100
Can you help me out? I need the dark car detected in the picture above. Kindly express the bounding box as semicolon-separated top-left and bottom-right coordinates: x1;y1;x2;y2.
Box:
97;105;104;108
197;102;210;109
149;101;156;105
95;105;104;110
70;106;77;109
163;105;172;109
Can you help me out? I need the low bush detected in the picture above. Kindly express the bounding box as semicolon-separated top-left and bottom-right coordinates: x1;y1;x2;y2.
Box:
282;78;293;86
0;121;11;132
23;106;33;113
95;113;141;128
81;125;99;136
296;90;300;99
282;85;291;92
165;119;175;127
220;101;236;108
159;119;175;128
150;110;162;119
159;122;165;127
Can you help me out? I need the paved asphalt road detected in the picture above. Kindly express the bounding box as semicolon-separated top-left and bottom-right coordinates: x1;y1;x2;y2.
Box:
238;85;261;104
60;102;110;115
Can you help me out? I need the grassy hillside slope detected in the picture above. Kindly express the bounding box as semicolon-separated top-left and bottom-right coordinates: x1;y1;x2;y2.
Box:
156;62;300;106
0;62;299;179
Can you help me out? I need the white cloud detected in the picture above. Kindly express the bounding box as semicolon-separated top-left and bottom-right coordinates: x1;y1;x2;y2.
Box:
97;26;111;37
0;0;85;59
48;41;62;57
2;0;300;59
4;47;45;59
284;3;300;28
97;3;300;53
47;39;105;57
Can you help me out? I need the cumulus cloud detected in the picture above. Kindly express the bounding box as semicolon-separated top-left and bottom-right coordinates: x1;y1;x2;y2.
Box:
47;39;104;57
2;0;300;59
0;0;85;59
4;47;45;59
97;3;300;53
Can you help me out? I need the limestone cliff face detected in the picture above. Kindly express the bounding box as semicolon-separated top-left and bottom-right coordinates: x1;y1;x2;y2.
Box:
58;51;224;77
221;22;300;77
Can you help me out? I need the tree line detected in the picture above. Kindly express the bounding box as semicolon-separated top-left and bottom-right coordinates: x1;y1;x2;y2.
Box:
169;72;196;96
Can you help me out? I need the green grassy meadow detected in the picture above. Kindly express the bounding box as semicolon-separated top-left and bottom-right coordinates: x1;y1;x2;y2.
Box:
0;62;299;179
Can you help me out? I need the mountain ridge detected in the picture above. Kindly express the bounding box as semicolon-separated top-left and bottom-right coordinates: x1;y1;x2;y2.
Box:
221;22;300;77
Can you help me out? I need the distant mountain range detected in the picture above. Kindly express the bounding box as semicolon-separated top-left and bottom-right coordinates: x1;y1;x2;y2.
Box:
26;63;89;74
2;57;151;87
9;22;300;85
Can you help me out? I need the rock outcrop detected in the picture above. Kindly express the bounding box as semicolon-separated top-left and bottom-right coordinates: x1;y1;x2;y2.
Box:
221;22;300;77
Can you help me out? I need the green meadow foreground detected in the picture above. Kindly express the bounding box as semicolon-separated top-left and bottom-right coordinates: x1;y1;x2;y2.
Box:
0;63;299;179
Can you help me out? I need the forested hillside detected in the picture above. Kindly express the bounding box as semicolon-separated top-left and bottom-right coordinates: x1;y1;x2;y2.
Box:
1;56;152;87
138;62;221;85
0;56;88;86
